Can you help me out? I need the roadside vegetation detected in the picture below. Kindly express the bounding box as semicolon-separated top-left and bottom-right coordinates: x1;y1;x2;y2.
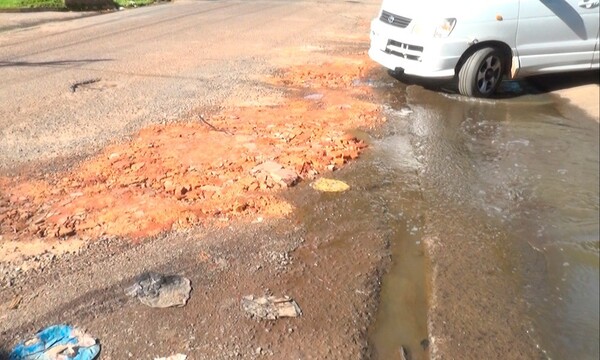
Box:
0;0;157;10
0;0;64;9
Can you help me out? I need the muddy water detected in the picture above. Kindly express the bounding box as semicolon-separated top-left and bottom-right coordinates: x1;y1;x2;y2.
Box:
362;90;430;359
369;77;598;359
286;79;431;358
367;113;428;360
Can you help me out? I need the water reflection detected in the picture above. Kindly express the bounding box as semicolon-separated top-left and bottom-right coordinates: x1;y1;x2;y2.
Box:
408;83;599;359
367;81;429;360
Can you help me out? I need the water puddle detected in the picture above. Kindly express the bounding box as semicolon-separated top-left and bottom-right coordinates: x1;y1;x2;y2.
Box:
369;213;428;360
401;82;598;358
288;71;597;358
366;80;430;359
284;74;430;359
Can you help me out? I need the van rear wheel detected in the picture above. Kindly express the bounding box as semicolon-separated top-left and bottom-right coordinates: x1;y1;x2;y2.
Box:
458;47;504;98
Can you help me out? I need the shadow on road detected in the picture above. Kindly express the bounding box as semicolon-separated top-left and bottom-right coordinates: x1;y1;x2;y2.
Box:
387;69;600;99
64;0;120;10
387;70;454;93
0;59;113;68
525;70;600;92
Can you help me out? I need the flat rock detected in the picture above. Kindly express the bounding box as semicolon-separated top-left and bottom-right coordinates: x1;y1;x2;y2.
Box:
125;272;192;308
241;295;302;320
251;161;299;187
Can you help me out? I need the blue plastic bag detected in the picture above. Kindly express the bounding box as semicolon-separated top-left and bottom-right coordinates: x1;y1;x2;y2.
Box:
9;324;100;360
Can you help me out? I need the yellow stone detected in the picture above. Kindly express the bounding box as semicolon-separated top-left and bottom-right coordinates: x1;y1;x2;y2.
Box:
310;178;350;192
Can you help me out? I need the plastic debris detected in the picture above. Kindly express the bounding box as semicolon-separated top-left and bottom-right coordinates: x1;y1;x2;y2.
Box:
310;178;350;192
125;272;192;308
154;354;187;360
398;108;413;117
399;345;409;360
241;295;302;320
9;324;100;360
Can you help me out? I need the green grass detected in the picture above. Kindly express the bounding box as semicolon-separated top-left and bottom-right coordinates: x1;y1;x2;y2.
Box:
0;0;64;9
0;0;159;9
114;0;155;7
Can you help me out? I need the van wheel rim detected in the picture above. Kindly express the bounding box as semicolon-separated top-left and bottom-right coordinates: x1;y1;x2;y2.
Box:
476;55;501;94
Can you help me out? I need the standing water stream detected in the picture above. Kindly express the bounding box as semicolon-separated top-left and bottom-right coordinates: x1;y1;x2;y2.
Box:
367;76;598;359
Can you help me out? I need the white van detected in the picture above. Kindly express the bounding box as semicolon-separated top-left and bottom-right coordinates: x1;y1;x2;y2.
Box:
368;0;600;97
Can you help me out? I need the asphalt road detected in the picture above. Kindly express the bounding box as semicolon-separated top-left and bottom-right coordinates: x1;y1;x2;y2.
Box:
1;2;398;359
2;2;597;359
0;0;379;174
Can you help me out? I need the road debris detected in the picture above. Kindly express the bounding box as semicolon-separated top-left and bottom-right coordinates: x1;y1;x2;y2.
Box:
310;178;350;192
398;108;413;117
198;114;233;135
251;161;299;187
8;294;22;310
9;324;100;360
154;354;187;360
70;78;101;93
304;93;324;100
399;345;410;360
0;56;381;241
241;295;302;320
125;272;192;308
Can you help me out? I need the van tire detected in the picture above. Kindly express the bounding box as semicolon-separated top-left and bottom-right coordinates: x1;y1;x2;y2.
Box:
458;47;504;98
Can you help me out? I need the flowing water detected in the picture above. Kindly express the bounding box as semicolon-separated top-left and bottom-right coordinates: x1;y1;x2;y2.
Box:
368;76;599;359
364;114;429;360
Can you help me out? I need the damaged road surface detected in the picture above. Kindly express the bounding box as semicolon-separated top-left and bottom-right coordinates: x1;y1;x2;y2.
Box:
1;0;598;359
0;0;393;358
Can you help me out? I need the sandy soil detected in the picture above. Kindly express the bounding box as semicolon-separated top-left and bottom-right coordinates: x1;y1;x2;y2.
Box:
554;84;600;121
525;71;599;121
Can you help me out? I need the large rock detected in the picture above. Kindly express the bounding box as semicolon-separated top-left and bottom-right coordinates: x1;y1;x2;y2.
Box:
251;161;299;187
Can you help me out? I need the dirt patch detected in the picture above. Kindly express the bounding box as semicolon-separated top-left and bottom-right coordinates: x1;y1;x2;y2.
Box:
553;84;599;121
0;55;382;258
0;216;389;359
0;238;84;264
0;52;389;359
